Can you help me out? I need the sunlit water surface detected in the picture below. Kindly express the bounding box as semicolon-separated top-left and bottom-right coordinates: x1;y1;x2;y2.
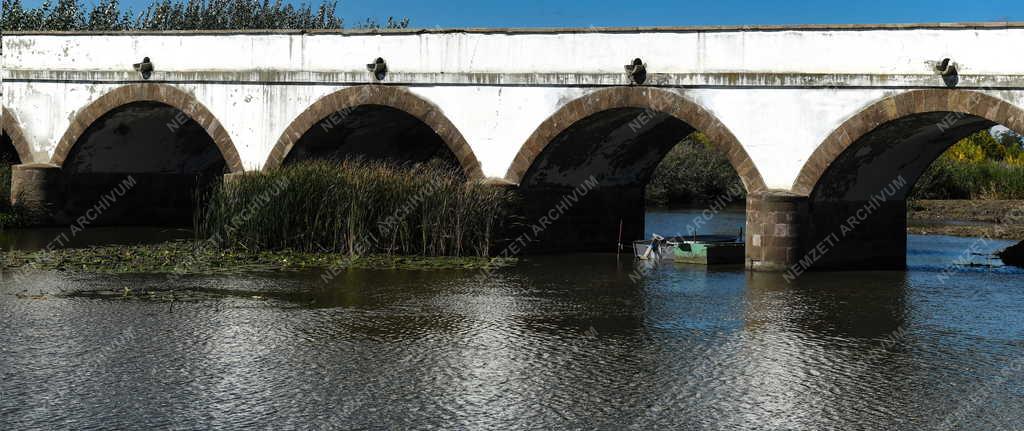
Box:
1;210;1023;429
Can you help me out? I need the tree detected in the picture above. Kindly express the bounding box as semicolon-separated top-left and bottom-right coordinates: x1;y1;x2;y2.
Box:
87;0;122;30
44;0;86;30
995;128;1024;158
1;0;408;31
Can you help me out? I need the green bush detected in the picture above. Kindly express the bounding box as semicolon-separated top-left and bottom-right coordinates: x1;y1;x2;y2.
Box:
911;157;972;199
910;158;1024;200
645;133;745;206
196;160;516;257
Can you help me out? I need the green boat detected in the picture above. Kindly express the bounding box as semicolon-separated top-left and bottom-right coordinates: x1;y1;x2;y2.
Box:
632;233;744;265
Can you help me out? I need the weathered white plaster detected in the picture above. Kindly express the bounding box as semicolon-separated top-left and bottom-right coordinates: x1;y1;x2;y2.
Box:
5;26;1024;191
8;27;1024;75
688;88;900;189
410;86;586;178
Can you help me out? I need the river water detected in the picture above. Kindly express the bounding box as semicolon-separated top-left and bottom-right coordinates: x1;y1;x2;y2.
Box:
1;210;1022;429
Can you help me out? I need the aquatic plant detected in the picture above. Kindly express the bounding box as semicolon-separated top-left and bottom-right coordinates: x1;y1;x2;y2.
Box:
196;160;516;257
0;239;517;274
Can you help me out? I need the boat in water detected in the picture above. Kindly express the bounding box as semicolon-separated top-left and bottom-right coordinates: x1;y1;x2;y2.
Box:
632;232;744;265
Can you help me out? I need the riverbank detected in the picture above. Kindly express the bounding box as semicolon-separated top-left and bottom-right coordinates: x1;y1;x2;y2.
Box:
0;240;516;275
907;199;1024;240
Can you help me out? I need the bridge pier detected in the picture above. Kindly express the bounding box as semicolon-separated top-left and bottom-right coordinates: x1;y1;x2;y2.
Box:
745;192;808;272
746;192;909;272
9;163;65;225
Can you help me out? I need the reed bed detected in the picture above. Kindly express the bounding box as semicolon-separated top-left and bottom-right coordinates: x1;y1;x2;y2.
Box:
196;160;516;257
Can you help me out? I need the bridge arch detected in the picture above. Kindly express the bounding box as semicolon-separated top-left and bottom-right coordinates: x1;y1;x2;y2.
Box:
505;87;766;192
266;85;483;179
505;87;764;252
791;89;1024;269
51;83;243;173
48;83;243;225
2;107;34;163
793;89;1024;196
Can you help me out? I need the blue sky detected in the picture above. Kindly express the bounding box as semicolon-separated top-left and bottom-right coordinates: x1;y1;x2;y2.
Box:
23;0;1024;27
333;0;1022;28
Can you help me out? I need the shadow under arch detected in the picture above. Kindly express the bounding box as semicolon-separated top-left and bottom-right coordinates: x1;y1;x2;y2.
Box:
505;87;767;192
51;83;243;173
793;89;1024;196
2;107;34;163
504;87;765;252
265;85;483;180
791;89;1024;269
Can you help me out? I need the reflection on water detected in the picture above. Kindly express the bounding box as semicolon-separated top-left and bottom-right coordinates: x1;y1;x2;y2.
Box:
0;226;192;251
645;206;746;238
1;210;1022;429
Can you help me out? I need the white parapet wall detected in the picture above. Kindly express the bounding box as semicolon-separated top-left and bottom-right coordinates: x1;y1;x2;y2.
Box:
5;24;1024;190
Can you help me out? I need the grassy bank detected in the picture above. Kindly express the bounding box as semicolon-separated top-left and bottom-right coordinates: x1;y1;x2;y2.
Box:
0;240;516;275
907;199;1024;239
197;160;516;257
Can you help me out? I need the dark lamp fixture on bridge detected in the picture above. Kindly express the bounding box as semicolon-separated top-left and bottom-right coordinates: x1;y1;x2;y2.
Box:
935;58;959;88
133;57;154;80
367;57;388;81
624;58;647;85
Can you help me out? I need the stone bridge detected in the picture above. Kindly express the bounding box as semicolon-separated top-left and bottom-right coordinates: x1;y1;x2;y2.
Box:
4;23;1024;271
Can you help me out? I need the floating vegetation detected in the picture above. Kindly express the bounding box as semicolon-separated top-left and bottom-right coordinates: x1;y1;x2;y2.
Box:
65;287;266;303
0;240;517;275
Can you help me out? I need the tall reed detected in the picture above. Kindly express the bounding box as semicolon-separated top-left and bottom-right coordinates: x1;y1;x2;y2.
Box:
196;160;515;257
